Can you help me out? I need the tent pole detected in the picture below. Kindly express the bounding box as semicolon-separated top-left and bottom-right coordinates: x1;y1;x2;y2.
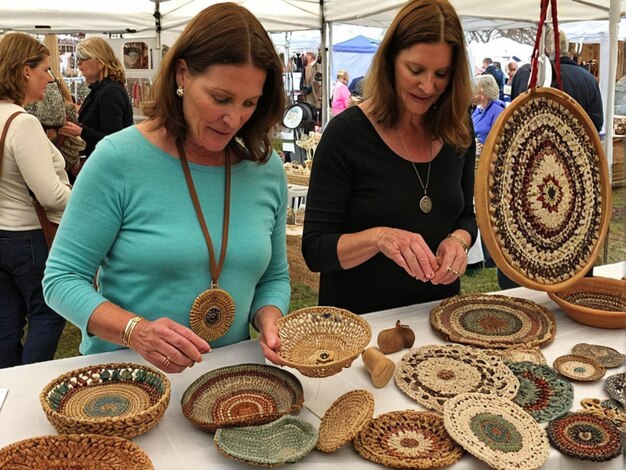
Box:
321;18;329;128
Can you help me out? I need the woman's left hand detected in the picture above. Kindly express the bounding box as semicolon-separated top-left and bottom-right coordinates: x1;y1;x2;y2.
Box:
431;233;469;285
255;306;286;365
59;121;83;137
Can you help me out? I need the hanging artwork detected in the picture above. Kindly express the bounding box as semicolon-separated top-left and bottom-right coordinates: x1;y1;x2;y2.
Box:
123;42;149;69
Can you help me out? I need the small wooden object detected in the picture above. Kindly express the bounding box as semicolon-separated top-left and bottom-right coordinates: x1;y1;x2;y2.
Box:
362;347;394;388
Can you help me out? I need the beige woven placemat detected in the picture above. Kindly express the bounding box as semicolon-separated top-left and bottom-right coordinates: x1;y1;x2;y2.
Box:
487;347;547;364
353;410;463;469
394;344;519;412
443;392;549;470
317;389;374;453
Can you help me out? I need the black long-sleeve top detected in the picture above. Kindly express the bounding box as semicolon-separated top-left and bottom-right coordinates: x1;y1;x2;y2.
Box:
79;77;133;157
302;106;477;314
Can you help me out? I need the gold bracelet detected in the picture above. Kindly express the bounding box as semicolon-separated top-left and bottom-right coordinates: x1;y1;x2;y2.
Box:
122;316;143;346
447;232;469;252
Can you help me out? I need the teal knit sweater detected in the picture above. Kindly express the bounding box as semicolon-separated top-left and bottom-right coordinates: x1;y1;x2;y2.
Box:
44;127;290;354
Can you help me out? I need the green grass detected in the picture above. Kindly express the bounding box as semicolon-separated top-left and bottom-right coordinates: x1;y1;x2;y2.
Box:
53;186;626;360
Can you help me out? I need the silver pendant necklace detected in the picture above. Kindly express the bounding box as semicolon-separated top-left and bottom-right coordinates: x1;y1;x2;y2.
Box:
399;130;433;214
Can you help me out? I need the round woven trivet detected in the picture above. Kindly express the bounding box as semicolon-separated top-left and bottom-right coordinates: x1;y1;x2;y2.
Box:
181;363;304;433
443;393;549;470
476;87;611;292
507;361;573;422
394;344;519;412
353;410;463;469
40;363;170;439
492;348;547;364
214;415;317;466
317;389;374;452
430;294;556;349
553;354;606;382
0;434;153;469
547;412;624;461
276;306;371;378
580;398;626;433
605;372;626;408
572;343;625;368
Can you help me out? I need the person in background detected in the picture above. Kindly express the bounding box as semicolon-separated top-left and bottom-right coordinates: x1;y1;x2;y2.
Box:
331;70;351;116
506;60;519;83
300;50;323;121
502;28;602;289
481;57;505;100
471;74;505;156
302;0;476;315
59;37;133;160
0;33;70;368
44;3;290;373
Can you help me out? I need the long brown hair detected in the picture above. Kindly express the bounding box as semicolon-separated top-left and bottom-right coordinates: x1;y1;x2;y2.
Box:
0;33;50;105
364;0;473;149
143;2;285;163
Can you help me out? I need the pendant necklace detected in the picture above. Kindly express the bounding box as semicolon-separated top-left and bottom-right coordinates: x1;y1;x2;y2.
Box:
177;140;235;342
399;130;433;214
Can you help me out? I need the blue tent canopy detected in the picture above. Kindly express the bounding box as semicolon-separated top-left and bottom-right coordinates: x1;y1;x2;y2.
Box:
333;35;379;53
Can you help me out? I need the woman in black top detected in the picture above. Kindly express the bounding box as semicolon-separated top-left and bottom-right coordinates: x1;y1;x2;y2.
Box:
302;0;476;314
60;37;132;158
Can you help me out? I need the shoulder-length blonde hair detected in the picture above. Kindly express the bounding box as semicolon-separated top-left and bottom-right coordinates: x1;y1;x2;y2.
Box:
77;37;126;83
0;33;49;105
143;2;285;163
364;0;473;150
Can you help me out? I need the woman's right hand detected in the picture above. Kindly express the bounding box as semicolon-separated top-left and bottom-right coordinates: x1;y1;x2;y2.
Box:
59;121;83;137
375;227;439;281
130;317;211;373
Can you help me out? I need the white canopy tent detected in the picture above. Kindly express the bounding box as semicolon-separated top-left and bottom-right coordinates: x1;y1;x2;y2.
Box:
1;0;623;164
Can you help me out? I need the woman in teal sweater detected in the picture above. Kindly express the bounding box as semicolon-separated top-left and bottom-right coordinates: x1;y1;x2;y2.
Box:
43;4;290;373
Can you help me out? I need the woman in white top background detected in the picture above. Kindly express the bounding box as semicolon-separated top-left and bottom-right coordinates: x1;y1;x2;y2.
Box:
0;33;71;368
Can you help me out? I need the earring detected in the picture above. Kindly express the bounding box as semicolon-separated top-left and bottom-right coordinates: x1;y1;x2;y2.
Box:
26;75;30;80
176;86;184;97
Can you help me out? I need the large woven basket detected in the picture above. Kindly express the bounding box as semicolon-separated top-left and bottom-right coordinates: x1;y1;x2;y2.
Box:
0;434;153;469
286;225;319;292
286;172;310;186
548;277;626;329
39;362;170;439
476;87;611;292
181;363;304;433
276;306;371;378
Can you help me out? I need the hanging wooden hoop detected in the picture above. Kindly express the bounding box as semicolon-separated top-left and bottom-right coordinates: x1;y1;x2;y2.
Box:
475;87;611;291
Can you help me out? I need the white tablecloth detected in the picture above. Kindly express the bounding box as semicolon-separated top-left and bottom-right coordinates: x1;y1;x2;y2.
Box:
1;263;624;469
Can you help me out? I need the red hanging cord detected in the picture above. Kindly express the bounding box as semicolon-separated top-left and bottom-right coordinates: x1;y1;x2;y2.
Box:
529;0;563;90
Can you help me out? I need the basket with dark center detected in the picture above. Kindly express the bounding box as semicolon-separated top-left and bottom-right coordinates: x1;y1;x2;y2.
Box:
276;306;371;378
0;434;153;469
181;363;304;433
548;277;626;329
476;87;611;292
39;362;170;439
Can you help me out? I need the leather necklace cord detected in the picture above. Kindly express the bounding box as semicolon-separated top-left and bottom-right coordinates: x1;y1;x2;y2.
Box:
176;140;231;287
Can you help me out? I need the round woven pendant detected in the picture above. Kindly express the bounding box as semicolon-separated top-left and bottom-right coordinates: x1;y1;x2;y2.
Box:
444;393;549;470
476;87;611;291
353;410;463;469
572;343;625;368
547;412;624;461
553;354;606;382
507;362;573;423
189;288;235;342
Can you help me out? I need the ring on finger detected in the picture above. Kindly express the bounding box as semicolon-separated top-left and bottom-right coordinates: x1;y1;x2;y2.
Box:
162;355;172;367
446;265;460;276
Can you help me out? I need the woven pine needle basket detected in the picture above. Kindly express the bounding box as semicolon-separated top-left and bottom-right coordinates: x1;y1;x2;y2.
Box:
548;277;626;329
0;434;154;469
317;389;374;453
276;306;372;378
476;87;611;292
181;363;304;433
39;362;170;439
